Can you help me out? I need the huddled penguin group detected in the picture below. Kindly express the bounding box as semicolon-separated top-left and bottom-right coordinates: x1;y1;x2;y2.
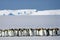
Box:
0;28;60;37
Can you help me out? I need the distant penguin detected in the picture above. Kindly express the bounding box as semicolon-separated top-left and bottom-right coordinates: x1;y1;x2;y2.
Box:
14;29;19;36
38;28;44;36
4;29;8;37
8;29;14;37
18;29;22;36
43;28;47;36
0;29;2;37
49;28;53;36
29;28;33;36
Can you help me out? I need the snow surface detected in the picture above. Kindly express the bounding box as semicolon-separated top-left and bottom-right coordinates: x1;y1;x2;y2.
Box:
0;36;60;40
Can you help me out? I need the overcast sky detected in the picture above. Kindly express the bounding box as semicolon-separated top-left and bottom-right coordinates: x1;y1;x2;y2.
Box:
0;0;60;10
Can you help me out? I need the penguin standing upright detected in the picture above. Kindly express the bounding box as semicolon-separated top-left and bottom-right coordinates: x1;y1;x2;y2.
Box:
49;28;53;36
4;29;8;37
22;29;29;36
57;28;60;36
29;28;33;36
1;30;5;37
18;29;22;36
14;29;19;36
38;28;44;36
8;29;14;37
43;28;47;36
0;29;2;37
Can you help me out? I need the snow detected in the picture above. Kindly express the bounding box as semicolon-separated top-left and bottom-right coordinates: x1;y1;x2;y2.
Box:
0;9;60;15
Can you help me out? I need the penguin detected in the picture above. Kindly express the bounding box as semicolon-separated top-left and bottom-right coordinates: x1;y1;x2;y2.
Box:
0;29;2;37
8;29;14;37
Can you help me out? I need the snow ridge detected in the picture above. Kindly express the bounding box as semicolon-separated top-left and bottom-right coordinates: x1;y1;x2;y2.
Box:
0;9;60;15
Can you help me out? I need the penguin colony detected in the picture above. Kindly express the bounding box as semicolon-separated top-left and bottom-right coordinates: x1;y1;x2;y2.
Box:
0;28;60;37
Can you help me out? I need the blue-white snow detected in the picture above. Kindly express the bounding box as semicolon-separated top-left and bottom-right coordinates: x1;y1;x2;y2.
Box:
0;9;60;15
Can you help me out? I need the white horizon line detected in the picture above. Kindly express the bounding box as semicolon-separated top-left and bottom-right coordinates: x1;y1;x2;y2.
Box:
0;9;60;15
